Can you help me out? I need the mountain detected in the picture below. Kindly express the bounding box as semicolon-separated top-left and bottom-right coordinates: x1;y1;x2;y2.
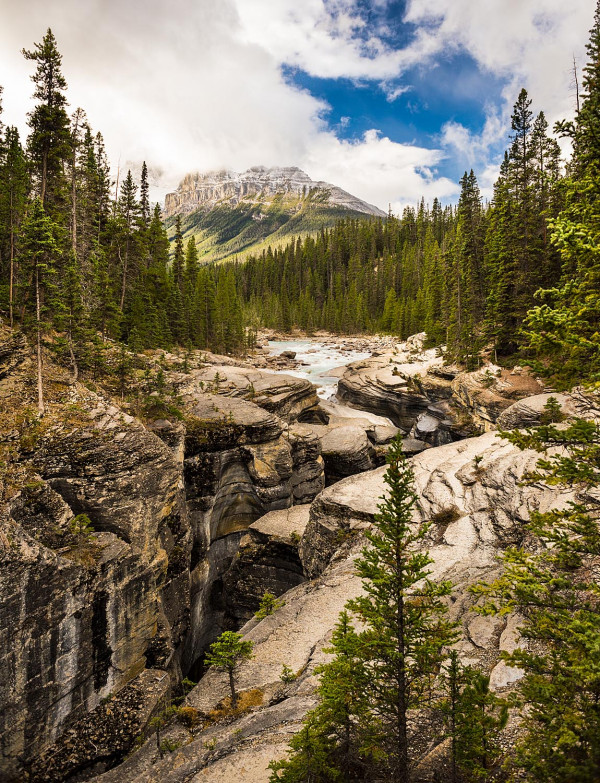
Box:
163;166;386;263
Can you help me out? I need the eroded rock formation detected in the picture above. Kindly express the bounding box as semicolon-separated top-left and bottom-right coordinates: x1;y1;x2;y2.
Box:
91;423;578;783
163;167;386;219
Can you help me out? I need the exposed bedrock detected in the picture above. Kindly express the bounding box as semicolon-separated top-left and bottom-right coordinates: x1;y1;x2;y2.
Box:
222;506;310;627
166;392;324;676
92;424;579;783
451;365;545;429
1;397;189;780
337;341;545;437
177;364;319;422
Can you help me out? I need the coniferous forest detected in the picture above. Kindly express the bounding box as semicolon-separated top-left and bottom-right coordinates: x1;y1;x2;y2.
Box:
1;14;600;388
2;4;600;783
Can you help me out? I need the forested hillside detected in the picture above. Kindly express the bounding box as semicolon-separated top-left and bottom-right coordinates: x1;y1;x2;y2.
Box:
232;91;564;369
1;10;600;388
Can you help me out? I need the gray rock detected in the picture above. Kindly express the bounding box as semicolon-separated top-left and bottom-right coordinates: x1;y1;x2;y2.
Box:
182;365;318;422
320;425;375;482
95;430;566;783
370;424;401;444
496;392;580;430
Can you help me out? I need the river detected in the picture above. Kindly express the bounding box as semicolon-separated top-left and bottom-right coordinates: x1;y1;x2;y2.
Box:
267;339;371;400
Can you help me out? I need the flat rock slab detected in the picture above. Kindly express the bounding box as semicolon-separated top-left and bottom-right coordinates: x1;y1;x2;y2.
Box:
250;505;311;543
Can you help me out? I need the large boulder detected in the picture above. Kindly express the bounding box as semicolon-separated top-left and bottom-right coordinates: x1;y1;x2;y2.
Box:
496;392;582;430
319;425;375;482
451;367;544;429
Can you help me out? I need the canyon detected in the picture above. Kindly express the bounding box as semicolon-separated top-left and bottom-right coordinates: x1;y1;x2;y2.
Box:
0;329;585;782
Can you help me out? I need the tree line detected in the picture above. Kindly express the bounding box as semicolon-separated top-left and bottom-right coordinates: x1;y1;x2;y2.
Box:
0;30;248;412
230;87;564;373
2;3;600;402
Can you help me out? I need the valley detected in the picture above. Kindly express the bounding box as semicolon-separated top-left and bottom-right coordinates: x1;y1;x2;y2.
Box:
1;4;600;782
0;327;559;782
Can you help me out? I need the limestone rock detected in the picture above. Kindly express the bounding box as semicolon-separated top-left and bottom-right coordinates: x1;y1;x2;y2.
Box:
163;166;386;219
451;367;544;429
319;425;375;482
95;430;567;783
181;365;318;421
496;392;582;430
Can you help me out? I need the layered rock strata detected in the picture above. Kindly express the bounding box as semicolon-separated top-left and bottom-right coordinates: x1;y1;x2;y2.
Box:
163;166;386;219
92;423;577;783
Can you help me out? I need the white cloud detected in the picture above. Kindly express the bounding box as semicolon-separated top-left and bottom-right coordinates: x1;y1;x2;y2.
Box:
405;0;594;169
0;0;595;212
304;129;459;211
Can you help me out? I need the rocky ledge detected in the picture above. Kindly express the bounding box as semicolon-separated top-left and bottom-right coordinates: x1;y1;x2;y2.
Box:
91;401;582;783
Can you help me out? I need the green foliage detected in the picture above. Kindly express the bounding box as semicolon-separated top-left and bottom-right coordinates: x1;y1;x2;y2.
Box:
539;395;564;424
205;631;254;709
69;513;95;541
255;591;285;619
346;435;457;780
440;652;508;783
280;664;297;684
522;8;600;388
272;438;457;782
474;411;600;781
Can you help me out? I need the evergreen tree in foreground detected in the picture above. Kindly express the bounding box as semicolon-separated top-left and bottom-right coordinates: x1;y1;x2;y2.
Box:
347;436;457;782
270;437;457;782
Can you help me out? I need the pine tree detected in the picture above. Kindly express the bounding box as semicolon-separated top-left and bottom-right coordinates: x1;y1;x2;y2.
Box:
22;29;71;215
523;4;600;387
18;199;61;415
475;402;600;781
0;126;28;325
139;161;150;228
347;436;457;782
269;611;372;782
441;652;508;783
268;722;340;783
204;631;254;709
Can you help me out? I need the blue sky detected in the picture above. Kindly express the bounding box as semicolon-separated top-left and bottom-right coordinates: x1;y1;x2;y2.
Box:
0;0;595;210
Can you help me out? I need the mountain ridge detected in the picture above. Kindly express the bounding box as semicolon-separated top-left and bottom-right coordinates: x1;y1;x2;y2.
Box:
163;165;386;219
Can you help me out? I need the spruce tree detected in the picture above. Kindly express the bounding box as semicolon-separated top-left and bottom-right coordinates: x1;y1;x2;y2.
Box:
18;199;61;415
204;631;254;709
475;403;600;781
0;126;28;325
441;652;508;783
347;436;457;782
22;29;71;215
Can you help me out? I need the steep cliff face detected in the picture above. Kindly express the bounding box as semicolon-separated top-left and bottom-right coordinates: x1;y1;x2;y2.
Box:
0;336;325;781
163;166;385;219
162;167;385;264
91;421;578;783
0;396;189;780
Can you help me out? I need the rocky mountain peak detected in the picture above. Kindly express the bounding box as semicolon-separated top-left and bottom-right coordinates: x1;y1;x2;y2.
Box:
163;166;386;218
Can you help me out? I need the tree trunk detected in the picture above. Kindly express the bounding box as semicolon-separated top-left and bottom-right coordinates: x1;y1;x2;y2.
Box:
41;150;47;206
119;242;128;312
9;189;14;328
228;667;237;710
35;267;44;417
396;548;409;783
68;332;78;385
